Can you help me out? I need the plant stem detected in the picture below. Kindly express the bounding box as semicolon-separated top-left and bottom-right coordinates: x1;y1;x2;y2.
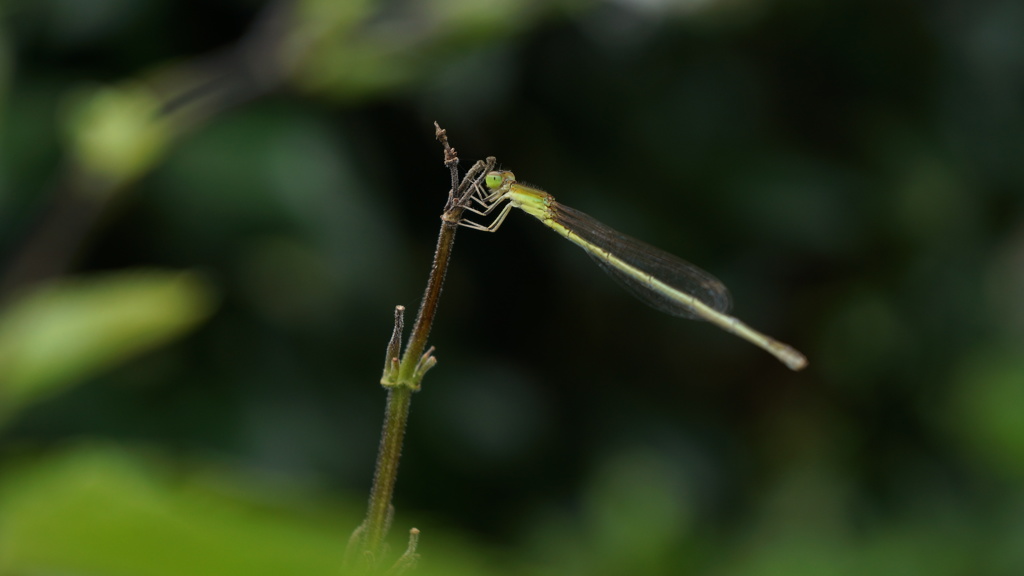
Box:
395;122;475;384
362;384;413;559
395;215;457;383
354;124;494;570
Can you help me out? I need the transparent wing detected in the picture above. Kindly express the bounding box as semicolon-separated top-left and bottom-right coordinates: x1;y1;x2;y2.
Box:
551;202;732;320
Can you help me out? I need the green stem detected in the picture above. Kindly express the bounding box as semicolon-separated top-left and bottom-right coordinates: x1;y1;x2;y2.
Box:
362;385;413;558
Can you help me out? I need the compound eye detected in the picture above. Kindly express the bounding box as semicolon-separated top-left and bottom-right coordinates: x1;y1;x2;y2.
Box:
485;172;504;190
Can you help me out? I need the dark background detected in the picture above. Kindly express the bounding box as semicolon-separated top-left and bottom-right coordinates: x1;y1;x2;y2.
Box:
2;1;1023;574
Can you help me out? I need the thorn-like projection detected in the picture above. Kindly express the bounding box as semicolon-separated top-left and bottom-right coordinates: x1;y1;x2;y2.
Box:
385;528;421;576
381;306;405;385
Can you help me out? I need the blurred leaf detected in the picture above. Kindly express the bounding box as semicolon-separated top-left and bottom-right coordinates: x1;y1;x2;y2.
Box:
0;270;217;421
584;450;692;568
292;0;557;99
63;83;172;192
0;444;353;576
0;444;516;576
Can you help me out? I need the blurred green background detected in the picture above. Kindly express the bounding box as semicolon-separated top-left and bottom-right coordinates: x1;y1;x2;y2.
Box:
2;0;1024;574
